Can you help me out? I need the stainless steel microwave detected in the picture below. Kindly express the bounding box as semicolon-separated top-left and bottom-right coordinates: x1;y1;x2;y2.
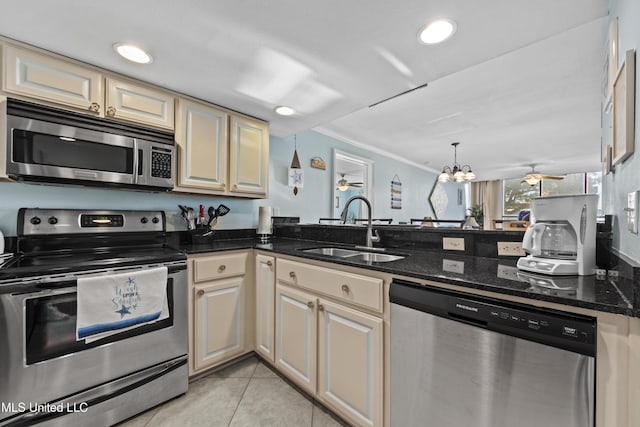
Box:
5;99;175;191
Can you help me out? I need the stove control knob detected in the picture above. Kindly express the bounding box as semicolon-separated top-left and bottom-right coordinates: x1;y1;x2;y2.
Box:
140;217;148;224
30;216;41;225
48;217;58;225
152;217;160;224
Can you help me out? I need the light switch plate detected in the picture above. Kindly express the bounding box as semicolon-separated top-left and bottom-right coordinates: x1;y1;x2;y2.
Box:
628;191;639;234
443;237;465;251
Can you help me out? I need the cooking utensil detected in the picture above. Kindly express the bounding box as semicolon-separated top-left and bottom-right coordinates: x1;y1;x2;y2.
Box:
178;205;197;230
211;204;231;228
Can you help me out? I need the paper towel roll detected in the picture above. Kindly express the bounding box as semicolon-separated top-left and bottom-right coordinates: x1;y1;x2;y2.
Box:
257;206;273;235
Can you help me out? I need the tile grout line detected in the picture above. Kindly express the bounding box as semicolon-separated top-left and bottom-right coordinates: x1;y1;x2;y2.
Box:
226;362;259;427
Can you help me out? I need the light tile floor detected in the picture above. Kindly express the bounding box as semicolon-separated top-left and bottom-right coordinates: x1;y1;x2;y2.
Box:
118;356;348;427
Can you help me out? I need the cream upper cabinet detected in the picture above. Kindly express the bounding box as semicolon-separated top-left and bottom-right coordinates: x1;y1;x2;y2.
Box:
255;254;275;363
2;44;103;113
1;44;174;130
275;284;317;395
174;99;269;198
317;298;383;427
229;115;269;196
105;77;175;130
174;98;228;192
189;252;249;376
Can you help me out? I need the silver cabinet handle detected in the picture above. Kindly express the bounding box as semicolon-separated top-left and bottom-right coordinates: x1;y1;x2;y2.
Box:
307;301;314;309
197;289;205;297
318;304;325;312
266;260;273;267
341;284;350;294
289;271;296;278
106;106;117;117
218;265;226;272
88;102;100;112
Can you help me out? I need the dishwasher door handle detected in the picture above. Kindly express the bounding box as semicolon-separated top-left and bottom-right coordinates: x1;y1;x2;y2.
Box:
448;312;488;328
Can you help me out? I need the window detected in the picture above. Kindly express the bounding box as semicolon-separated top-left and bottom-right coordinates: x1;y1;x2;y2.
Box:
541;173;586;196
503;179;540;217
502;172;602;217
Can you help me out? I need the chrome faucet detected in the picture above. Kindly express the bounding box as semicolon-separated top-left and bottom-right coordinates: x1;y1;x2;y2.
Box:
340;195;381;248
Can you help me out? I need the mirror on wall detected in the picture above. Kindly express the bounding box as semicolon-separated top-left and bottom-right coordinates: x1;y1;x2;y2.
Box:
332;149;374;222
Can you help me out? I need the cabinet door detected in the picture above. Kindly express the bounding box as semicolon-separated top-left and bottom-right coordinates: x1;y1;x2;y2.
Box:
193;277;244;372
229;115;269;196
3;45;102;113
255;255;275;363
105;78;175;130
317;299;383;427
174;98;228;192
275;284;317;395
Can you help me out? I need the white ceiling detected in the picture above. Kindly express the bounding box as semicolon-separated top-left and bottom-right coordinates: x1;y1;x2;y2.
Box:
0;0;608;181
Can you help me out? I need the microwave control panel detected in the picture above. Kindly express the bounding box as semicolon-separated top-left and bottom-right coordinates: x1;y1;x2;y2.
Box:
151;148;173;179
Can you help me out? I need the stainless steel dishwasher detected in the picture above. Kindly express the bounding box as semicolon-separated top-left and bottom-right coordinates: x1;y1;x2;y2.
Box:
390;279;596;427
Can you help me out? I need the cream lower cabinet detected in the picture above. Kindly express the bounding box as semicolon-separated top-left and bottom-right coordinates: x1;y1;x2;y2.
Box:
276;284;318;394
317;299;383;427
189;252;249;376
255;254;276;363
275;257;384;427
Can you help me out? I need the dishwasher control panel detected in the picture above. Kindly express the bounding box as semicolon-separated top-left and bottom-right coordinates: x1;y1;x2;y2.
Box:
390;279;597;357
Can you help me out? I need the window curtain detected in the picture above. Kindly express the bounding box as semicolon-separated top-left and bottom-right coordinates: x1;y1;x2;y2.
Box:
470;180;501;229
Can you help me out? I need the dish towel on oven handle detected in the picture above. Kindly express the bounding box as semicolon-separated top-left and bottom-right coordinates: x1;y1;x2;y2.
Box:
76;266;169;343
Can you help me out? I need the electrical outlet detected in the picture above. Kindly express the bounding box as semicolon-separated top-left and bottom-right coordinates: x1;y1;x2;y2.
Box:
443;237;465;251
497;241;525;257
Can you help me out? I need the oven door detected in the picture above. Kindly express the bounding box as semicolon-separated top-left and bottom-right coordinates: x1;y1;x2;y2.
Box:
0;264;187;423
7;115;140;185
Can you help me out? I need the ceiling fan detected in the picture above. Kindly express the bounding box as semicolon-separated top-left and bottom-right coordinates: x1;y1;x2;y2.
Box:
336;174;363;191
521;165;565;186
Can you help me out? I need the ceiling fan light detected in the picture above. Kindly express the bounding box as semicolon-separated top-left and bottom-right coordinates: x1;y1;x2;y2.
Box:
523;177;540;186
337;177;350;191
464;170;476;180
438;172;451;183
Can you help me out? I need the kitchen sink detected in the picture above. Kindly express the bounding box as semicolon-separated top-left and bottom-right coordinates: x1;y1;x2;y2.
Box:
348;252;405;263
300;247;405;263
301;247;362;257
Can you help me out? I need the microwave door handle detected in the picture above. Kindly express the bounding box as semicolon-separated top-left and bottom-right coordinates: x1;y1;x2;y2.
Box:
132;138;139;185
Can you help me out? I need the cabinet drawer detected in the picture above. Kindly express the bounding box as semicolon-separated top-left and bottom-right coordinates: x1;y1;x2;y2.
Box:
193;252;247;282
277;259;383;313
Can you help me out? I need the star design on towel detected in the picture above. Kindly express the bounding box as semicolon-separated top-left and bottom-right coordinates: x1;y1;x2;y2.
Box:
127;277;136;285
116;304;131;318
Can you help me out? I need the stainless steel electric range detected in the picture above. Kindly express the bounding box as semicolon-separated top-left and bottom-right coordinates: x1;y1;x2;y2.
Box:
0;209;188;427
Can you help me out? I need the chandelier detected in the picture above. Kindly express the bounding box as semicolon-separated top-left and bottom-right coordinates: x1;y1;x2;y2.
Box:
438;142;475;183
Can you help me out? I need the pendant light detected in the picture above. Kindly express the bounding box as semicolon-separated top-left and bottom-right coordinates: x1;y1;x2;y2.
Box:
438;142;476;183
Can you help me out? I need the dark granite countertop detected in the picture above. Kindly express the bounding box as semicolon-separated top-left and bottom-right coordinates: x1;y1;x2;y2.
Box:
174;236;635;317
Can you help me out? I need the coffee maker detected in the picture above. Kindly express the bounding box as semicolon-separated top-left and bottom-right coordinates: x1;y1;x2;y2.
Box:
517;194;598;275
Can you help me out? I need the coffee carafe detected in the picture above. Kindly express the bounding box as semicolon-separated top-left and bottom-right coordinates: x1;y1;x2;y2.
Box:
517;194;598;275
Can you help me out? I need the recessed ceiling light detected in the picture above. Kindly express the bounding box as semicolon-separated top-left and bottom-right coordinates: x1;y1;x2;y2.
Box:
418;19;457;44
275;106;296;116
113;43;153;64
